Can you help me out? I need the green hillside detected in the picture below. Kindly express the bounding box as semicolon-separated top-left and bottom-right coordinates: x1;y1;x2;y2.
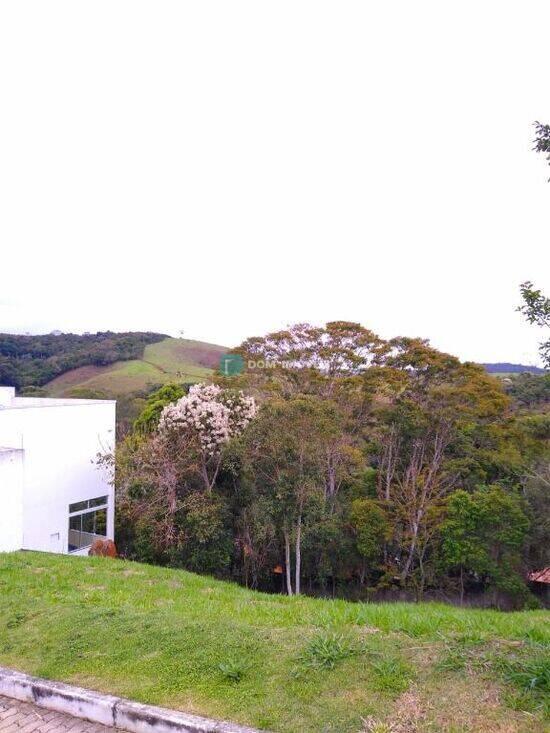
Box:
46;337;227;397
0;553;547;732
0;331;166;390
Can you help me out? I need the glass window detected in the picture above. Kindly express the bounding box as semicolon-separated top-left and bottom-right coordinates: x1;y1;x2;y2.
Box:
68;500;109;552
69;500;89;513
69;496;108;514
89;496;108;508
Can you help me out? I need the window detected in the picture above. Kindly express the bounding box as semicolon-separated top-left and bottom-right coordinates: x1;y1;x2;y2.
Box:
68;496;108;552
69;496;107;513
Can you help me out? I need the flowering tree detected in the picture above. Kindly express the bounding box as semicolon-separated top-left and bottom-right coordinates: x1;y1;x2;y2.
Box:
159;383;257;491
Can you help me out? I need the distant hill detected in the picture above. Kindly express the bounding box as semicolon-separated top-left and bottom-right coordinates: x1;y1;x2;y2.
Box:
481;362;546;376
46;337;228;397
0;331;166;389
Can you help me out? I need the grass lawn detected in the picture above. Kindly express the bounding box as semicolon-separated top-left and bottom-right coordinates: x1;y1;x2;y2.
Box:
0;552;548;733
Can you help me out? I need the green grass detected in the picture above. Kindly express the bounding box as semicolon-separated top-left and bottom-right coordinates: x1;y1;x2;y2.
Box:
0;553;548;732
46;338;227;397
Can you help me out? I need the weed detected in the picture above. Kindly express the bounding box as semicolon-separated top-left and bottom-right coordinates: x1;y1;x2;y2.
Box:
297;630;357;671
436;646;469;672
370;656;412;694
218;658;251;683
500;655;550;693
6;612;28;629
360;717;392;733
493;649;550;717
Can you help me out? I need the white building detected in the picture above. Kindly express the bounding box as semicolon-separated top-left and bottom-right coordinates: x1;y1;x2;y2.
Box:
0;386;115;555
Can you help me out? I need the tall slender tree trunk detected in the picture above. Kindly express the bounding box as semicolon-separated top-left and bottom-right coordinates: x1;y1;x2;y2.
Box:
402;512;422;580
295;514;302;595
284;530;293;596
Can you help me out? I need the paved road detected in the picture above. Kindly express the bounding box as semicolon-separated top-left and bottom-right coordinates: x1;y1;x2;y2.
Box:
0;695;116;732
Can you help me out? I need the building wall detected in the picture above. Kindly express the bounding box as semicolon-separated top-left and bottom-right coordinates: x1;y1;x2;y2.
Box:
0;400;115;554
0;448;24;552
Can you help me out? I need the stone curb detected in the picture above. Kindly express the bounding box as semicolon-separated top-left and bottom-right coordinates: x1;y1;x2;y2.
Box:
0;667;262;733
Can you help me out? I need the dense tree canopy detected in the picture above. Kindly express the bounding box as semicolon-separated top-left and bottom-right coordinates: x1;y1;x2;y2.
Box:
111;321;549;609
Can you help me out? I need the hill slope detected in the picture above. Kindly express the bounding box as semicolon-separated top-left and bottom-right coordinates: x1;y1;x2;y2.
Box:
0;552;547;733
482;362;546;375
46;337;227;397
0;331;166;389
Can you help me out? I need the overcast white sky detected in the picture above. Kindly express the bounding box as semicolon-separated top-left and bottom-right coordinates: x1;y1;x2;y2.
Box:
1;2;549;364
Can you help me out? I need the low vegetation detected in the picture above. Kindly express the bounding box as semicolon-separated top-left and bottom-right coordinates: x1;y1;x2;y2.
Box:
0;552;547;732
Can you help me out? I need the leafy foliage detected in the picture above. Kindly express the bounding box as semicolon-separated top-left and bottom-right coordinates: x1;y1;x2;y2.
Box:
534;120;550;171
506;372;550;408
218;658;251;683
133;383;188;433
111;321;548;608
441;487;530;602
0;331;166;389
517;281;550;368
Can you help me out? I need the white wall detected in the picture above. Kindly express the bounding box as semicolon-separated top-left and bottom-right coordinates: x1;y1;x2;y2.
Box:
0;448;24;552
0;387;15;407
0;399;115;554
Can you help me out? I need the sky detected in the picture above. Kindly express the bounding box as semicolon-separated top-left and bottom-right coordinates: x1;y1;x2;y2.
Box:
0;2;549;364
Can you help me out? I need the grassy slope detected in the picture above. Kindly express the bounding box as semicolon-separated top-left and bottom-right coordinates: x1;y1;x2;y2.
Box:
0;553;548;733
46;338;227;397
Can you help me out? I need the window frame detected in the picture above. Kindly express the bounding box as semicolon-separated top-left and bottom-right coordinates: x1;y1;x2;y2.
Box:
68;495;109;553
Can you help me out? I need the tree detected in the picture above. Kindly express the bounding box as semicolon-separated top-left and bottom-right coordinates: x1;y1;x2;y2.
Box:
350;499;389;585
533;120;550;173
106;319;546;604
373;339;513;590
517;281;550;368
134;383;187;433
441;486;530;606
518;123;550;368
507;372;550;408
111;383;256;569
242;396;334;595
440;491;484;604
159;383;256;492
237;322;376;509
237;321;385;397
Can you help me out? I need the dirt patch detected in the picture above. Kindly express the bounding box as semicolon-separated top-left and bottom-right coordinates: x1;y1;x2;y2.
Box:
361;689;426;732
354;624;380;636
361;678;541;733
415;678;538;732
183;345;226;369
46;364;112;393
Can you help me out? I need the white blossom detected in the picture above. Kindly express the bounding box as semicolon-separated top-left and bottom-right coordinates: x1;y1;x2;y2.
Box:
158;383;256;456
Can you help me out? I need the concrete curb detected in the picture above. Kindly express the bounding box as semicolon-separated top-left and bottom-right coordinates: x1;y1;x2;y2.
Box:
0;667;262;733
